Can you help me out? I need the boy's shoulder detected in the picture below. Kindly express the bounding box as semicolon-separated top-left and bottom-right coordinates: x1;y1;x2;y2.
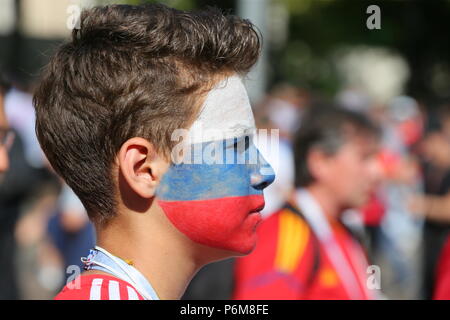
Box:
54;273;145;300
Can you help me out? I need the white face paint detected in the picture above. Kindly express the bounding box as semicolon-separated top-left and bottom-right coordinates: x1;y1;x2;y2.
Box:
188;74;256;144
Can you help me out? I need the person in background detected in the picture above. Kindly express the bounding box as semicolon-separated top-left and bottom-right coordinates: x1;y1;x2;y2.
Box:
234;106;382;300
0;72;12;173
369;99;425;298
47;184;95;284
408;106;450;299
0;72;18;299
0;72;61;299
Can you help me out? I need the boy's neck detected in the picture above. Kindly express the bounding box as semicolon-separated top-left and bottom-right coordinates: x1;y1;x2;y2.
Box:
94;205;204;300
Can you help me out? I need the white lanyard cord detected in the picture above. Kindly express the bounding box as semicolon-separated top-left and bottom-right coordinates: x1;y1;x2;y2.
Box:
92;246;159;300
295;189;368;300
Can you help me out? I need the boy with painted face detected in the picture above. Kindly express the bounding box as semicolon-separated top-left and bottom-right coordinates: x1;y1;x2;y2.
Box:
34;4;274;300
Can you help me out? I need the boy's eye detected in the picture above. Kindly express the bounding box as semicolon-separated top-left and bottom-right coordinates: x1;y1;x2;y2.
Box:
233;136;251;152
245;136;250;150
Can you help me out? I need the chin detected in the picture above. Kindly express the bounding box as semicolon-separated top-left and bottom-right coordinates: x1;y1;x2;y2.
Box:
226;233;259;256
211;211;262;255
195;226;259;257
194;233;258;264
235;243;257;256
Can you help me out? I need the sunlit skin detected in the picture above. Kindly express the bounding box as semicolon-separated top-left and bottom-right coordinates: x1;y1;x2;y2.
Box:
0;93;9;174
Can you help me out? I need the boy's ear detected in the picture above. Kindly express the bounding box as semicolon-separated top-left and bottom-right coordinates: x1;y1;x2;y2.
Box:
117;137;169;198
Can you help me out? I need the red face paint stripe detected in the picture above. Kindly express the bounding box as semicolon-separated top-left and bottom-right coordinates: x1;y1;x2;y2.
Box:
158;195;265;254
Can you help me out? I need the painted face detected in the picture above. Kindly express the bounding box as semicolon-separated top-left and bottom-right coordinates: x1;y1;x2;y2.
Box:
156;75;275;254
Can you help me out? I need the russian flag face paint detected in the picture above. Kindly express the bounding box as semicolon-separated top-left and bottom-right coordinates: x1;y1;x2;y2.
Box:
156;75;275;254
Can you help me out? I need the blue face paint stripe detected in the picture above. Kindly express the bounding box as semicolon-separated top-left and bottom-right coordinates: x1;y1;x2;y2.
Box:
157;163;262;201
156;137;275;202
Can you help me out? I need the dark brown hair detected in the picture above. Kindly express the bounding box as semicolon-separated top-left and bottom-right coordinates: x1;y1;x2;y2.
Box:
34;3;261;223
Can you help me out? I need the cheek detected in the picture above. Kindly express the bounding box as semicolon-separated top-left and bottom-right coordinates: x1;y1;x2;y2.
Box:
156;162;263;254
329;157;363;191
340;161;373;201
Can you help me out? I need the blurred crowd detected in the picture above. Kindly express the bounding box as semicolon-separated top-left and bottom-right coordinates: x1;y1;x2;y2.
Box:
0;74;95;299
184;83;450;300
0;70;449;300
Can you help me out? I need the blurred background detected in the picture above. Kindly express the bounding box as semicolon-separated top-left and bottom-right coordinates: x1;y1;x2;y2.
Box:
0;0;449;300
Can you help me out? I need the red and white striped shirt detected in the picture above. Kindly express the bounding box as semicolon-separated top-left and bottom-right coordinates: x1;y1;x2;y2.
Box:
55;274;145;300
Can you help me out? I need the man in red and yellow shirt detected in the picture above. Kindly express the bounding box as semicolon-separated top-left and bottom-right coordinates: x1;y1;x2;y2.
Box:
234;107;382;300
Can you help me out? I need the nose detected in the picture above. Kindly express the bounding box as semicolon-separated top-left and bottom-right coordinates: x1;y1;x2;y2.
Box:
250;153;275;190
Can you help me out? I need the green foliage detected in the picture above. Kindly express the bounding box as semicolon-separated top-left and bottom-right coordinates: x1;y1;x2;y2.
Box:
274;0;450;100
